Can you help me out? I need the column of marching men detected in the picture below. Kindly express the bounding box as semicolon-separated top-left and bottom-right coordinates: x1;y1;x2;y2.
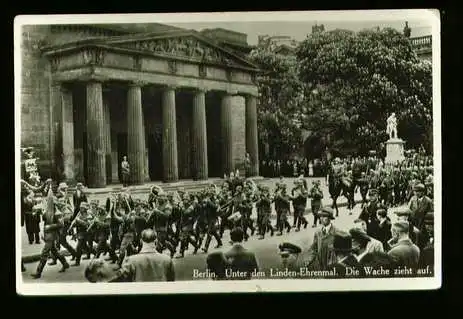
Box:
20;154;434;280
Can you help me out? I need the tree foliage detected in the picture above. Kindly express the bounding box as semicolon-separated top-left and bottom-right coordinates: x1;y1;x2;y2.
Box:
296;28;433;155
249;43;305;158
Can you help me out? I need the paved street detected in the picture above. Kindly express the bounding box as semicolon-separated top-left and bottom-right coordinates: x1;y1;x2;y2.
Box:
22;204;373;283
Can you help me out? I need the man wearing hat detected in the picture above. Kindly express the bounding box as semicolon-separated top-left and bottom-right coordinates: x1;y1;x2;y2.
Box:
49;198;78;265
327;232;361;277
387;221;420;269
305;207;338;270
358;188;383;239
71;202;95;266
408;183;433;231
418;212;434;270
353;219;384;253
278;242;302;271
308;180;323;227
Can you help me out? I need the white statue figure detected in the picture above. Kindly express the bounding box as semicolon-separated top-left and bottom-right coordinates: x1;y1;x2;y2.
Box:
386;113;398;139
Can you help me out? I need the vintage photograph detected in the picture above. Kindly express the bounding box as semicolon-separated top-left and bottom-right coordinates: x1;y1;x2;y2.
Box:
15;10;441;295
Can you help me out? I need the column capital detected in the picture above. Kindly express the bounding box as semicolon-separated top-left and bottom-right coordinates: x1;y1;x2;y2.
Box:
162;84;178;91
225;89;239;96
128;81;147;88
193;87;209;94
243;91;259;98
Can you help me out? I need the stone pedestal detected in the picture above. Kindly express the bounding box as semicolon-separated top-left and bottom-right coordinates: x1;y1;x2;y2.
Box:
385;138;405;165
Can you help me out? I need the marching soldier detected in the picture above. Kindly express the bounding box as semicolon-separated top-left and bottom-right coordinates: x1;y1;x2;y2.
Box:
255;186;274;239
132;200;148;252
93;200;113;259
177;193;200;258
274;183;291;235
114;206;137;267
31;187;70;279
291;179;309;231
357;172;370;207
241;185;256;239
71;202;95;266
201;191;223;253
106;194;123;263
308;180;323;227
49;198;77;265
147;192;177;258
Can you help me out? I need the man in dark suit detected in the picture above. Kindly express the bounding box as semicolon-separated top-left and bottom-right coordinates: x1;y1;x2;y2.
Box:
376;209;392;250
223;227;259;280
358;189;383;239
408;183;433;231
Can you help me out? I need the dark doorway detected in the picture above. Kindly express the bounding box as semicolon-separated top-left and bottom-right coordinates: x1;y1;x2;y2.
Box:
206;93;222;178
117;133;128;182
148;132;163;181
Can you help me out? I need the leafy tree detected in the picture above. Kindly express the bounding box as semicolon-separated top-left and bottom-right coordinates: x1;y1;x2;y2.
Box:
249;43;305;159
296;27;433;155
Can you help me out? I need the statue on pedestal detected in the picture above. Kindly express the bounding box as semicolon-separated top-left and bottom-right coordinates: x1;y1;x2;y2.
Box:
386;113;398;140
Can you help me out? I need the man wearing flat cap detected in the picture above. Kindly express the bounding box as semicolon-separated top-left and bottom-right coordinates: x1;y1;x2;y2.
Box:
278;242;302;271
387;221;420;269
305;207;338;270
408;183;433;232
350;228;372;263
327;232;361;278
418;212;434;270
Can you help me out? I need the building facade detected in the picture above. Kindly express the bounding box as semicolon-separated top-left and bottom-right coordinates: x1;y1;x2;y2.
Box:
20;24;261;188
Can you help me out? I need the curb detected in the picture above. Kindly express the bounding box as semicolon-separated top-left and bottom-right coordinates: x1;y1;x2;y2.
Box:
22;198;362;264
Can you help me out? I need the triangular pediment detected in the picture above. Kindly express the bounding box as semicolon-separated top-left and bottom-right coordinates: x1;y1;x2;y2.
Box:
102;31;259;71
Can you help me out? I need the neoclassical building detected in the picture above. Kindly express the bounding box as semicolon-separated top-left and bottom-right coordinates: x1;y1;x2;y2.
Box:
20;23;261;188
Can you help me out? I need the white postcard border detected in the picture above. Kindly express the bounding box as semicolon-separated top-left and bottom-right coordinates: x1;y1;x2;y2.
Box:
14;9;441;295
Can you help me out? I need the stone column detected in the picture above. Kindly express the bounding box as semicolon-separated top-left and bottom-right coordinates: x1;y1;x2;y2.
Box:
221;91;235;175
245;93;259;176
162;86;178;182
86;81;106;188
103;97;112;183
127;83;145;185
61;86;75;183
191;89;208;180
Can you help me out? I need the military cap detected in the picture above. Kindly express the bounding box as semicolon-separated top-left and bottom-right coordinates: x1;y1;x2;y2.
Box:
349;228;371;243
76;182;84;187
318;207;335;219
32;204;42;212
424;212;434;224
278;242;302;255
414;183;426;191
368;189;378;196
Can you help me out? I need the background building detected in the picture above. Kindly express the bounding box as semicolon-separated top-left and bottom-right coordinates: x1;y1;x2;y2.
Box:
20;23;260;188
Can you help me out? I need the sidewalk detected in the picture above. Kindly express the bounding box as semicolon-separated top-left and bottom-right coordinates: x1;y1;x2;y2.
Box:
21;190;363;263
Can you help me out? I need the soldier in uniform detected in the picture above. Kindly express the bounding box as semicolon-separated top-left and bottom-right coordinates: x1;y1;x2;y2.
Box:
274;182;291;235
49;198;77;265
106;193;123;263
72;202;95;266
200;191;223;253
121;156;130;187
147;192;177;258
114;205;136;267
255;186;274;239
132;200;148;252
278;242;302;272
31;188;70;279
379;170;394;207
308;180;323;227
177;193;200;258
241;183;256;238
93;200;112;258
358;189;383;239
291;179;309;231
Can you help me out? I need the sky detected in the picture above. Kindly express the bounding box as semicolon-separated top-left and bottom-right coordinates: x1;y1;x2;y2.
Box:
167;20;432;45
